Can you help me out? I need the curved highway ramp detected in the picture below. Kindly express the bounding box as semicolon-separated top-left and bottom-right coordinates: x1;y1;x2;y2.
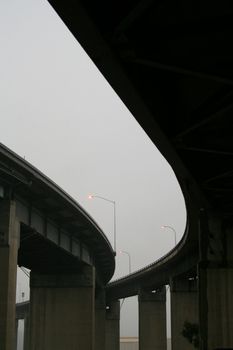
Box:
4;0;233;349
0;143;115;350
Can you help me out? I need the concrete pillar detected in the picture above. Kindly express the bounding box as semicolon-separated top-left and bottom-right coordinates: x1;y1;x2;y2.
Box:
95;289;106;350
170;277;198;350
23;311;30;350
29;266;95;350
0;200;19;350
105;300;120;350
15;319;18;350
198;210;233;349
138;287;167;350
198;266;233;349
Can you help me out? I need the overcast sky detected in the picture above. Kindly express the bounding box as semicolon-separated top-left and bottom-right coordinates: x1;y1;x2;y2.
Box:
0;0;186;340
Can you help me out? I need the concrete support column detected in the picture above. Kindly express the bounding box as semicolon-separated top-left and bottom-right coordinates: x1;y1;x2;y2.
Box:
23;311;30;350
198;265;233;349
170;277;198;350
29;266;95;350
105;300;120;350
0;200;19;350
138;287;167;350
15;319;18;350
95;289;106;350
198;210;233;349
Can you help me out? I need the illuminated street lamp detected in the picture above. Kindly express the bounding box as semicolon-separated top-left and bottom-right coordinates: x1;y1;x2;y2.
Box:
88;194;116;252
119;250;132;274
161;225;177;246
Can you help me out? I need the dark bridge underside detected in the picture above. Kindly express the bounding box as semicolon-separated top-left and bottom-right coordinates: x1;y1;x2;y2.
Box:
44;1;233;297
18;224;85;274
48;0;233;227
0;143;115;284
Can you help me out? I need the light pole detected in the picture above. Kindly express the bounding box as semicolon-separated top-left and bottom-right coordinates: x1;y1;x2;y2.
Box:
88;194;116;252
119;250;132;310
161;225;177;246
119;250;132;274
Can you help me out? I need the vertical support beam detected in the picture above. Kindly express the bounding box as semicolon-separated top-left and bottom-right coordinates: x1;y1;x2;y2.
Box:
15;319;18;350
0;200;19;350
29;266;95;350
198;210;233;349
138;287;167;350
198;266;233;349
170;277;198;350
23;310;30;350
105;300;120;350
95;288;106;350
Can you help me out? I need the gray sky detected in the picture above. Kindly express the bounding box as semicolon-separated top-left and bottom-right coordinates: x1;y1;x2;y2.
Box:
1;0;186;339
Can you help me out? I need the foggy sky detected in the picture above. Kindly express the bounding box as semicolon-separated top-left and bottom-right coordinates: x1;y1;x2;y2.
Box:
1;0;186;338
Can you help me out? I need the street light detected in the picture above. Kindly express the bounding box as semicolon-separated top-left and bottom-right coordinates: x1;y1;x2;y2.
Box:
119;250;132;310
161;225;177;246
88;194;116;252
119;250;132;274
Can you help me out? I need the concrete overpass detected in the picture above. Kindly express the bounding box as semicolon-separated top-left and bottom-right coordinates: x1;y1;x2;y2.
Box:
3;0;233;349
43;1;233;349
0;143;116;350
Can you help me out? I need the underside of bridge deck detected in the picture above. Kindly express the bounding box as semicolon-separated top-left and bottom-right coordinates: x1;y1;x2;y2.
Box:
44;2;233;348
48;0;233;227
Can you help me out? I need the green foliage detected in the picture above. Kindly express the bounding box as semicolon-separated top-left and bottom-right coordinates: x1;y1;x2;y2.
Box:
181;321;199;348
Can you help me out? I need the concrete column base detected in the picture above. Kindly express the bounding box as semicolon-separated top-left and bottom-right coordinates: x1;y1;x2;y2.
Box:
23;312;30;350
29;266;95;350
138;287;167;350
199;266;233;349
15;319;18;350
95;289;106;350
0;200;19;350
170;277;198;350
105;300;120;350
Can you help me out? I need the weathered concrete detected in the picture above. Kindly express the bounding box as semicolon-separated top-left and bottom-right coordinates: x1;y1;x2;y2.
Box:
29;266;95;350
23;310;30;350
170;277;198;350
138;288;167;350
199;266;233;349
0;200;19;350
15;319;18;350
198;212;233;349
95;289;106;350
105;300;120;350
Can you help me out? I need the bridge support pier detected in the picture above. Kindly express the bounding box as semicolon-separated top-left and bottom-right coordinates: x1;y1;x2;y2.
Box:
198;266;233;349
198;212;233;349
15;319;18;350
170;277;198;350
105;300;120;350
29;266;95;350
138;287;167;350
95;289;106;350
0;200;19;350
23;308;30;350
